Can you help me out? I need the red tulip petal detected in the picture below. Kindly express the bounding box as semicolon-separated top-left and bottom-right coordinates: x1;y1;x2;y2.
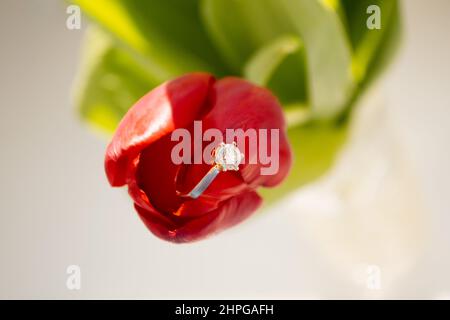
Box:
134;190;262;243
201;77;292;188
136;131;250;217
135;134;183;214
105;72;292;243
127;173;159;215
105;73;214;187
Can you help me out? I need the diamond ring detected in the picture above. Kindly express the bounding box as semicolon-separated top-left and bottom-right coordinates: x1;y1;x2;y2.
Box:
177;142;243;199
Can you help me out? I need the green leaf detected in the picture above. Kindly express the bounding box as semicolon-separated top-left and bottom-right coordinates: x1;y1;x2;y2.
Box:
201;0;296;72
74;0;230;78
359;0;401;89
243;35;309;106
277;0;355;118
260;121;348;203
202;0;356;119
244;35;302;86
341;0;400;83
73;26;158;133
336;0;401;122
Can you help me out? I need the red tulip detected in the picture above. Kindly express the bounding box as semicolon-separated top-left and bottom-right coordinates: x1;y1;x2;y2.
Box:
105;73;292;243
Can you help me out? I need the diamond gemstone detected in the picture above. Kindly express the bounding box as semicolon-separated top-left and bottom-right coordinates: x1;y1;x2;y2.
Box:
214;143;242;171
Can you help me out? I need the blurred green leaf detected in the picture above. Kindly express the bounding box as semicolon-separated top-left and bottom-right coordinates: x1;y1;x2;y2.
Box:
244;35;302;86
74;0;229;79
201;0;295;72
359;0;401;89
243;35;309;106
336;0;401;123
277;0;355;118
260;121;348;203
202;0;356;119
341;0;400;83
73;26;157;133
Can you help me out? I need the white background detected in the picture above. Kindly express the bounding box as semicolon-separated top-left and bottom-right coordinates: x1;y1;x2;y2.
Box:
0;0;449;298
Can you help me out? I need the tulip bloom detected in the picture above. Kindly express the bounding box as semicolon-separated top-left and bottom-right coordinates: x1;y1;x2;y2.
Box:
105;73;291;243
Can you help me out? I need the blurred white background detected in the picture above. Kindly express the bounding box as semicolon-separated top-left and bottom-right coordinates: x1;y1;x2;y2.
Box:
0;0;449;299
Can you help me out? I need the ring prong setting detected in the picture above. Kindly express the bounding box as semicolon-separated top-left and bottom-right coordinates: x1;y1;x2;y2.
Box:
214;142;242;172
